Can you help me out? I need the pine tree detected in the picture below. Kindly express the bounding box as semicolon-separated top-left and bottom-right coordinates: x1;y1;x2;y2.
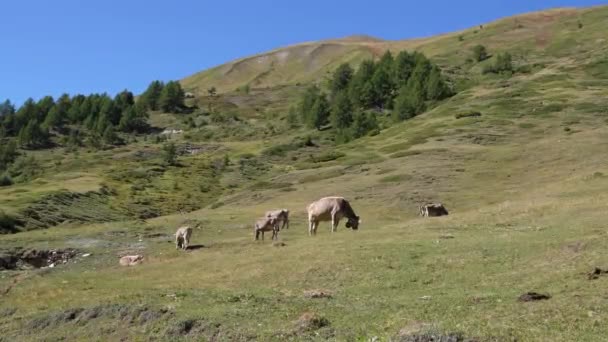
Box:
393;51;415;85
159;81;185;113
309;94;329;130
0;100;15;117
78;97;93;123
351;111;379;138
55;93;71;121
118;106;137;132
349;60;376;109
18;121;33;147
15;99;38;130
370;66;392;108
18;120;48;148
162;142;178;166
43;107;62;130
102;125;118;145
392;83;425;122
300;85;321;126
114;90;134;113
37;96;55;120
141;81;164;110
426;66;448;101
330;63;354;97
370;51;396;108
330;91;353;130
95;112;110;134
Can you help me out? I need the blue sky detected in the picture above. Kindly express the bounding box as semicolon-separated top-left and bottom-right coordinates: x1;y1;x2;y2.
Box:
1;0;605;105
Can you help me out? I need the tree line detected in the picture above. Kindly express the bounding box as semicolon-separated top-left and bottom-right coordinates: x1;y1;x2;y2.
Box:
295;50;453;142
0;80;187;150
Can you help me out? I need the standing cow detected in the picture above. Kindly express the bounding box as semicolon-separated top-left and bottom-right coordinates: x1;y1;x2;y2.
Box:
307;196;360;236
175;223;199;250
265;209;290;230
419;203;449;217
254;216;279;241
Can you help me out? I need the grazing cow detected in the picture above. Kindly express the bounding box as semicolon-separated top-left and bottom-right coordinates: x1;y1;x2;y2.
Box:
307;196;360;236
175;224;199;250
254;216;279;241
419;203;449;217
265;209;290;230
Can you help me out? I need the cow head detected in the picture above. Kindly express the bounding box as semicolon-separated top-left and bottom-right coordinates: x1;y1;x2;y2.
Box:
345;216;360;230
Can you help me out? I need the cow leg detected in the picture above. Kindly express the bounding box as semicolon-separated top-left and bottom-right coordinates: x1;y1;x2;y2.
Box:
184;238;189;250
308;220;314;236
331;214;339;233
176;237;181;249
313;221;318;235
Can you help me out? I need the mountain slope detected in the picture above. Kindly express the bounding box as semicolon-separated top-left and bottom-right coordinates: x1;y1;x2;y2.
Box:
2;5;608;341
182;6;607;94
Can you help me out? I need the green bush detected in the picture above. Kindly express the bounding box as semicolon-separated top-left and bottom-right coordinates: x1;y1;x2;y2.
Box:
0;173;13;187
0;210;19;234
472;45;489;62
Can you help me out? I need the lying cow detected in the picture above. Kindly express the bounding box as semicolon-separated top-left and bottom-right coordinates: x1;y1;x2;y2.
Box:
307;196;360;236
119;255;143;266
419;203;449;217
265;209;290;230
175;223;200;250
254;216;279;241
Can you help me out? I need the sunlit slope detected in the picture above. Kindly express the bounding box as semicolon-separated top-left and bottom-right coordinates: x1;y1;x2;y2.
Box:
182;6;608;94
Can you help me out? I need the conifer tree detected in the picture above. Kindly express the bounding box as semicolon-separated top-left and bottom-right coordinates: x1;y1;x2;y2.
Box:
330;91;353;130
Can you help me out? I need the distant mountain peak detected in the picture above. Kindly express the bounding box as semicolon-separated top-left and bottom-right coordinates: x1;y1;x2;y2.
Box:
335;34;385;43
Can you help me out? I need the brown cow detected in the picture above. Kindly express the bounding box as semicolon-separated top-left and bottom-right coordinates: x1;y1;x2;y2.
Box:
307;196;360;236
419;203;449;217
254;216;279;241
265;209;290;230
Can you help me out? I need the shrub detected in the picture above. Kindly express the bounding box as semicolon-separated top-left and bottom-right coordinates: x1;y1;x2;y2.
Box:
0;173;13;187
472;45;489;62
0;210;19;234
162;142;178;166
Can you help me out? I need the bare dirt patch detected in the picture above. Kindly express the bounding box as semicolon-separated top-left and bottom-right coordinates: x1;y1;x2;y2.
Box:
295;312;330;332
303;289;333;299
0;248;79;270
393;332;478;342
164;318;255;341
518;292;551;302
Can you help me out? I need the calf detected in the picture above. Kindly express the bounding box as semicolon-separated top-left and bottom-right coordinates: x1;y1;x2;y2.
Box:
265;209;290;230
254;216;279;241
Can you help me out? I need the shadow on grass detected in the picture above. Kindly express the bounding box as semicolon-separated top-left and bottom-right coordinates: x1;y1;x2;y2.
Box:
187;245;205;250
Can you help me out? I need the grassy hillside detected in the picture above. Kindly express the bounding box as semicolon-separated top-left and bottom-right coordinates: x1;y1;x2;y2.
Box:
2;5;608;341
